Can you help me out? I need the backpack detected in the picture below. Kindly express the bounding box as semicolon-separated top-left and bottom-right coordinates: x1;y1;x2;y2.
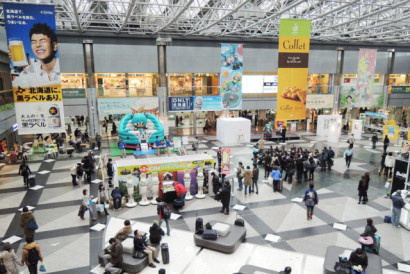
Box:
309;158;317;168
27;247;39;265
161;203;171;220
195;218;204;235
76;165;84;176
305;191;315;207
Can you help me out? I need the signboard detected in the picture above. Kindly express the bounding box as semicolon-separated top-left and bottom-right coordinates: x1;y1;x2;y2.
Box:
220;44;243;109
4;3;65;134
98;97;158;119
276;19;310;121
391;159;408;198
62;88;86;99
355;49;378;107
383;120;400;140
173;136;182;148
168;96;222;112
306;94;334;109
391;86;410;94
364;111;387;119
222;148;231;175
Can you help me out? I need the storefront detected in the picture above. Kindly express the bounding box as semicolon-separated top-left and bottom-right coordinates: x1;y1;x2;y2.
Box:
128;73;158;97
61;73;87;99
308;73;333;94
388;74;409;93
96;73;127;97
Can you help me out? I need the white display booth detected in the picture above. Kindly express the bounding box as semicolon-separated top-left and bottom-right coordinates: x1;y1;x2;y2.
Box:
351;120;363;140
217;117;251;145
316;115;342;142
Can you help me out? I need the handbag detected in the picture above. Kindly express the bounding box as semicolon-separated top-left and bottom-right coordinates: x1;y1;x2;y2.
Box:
39;262;47;272
267;177;273;184
96;204;105;212
27;219;39;231
0;259;7;274
359;236;374;245
132;249;147;259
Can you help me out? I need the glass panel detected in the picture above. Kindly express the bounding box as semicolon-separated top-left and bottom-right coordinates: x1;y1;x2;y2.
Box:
194;73;219;95
95;73;126;97
169;73;192;96
129;73;156;97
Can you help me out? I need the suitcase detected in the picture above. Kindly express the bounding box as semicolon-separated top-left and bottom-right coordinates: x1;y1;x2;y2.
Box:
202;229;218;240
28;176;36;187
161;243;169;264
277;179;283;192
195;218;204;235
173;199;185;209
365;233;380;254
9;151;17;163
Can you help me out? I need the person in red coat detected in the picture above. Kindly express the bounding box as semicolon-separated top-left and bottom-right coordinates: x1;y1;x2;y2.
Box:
173;182;187;202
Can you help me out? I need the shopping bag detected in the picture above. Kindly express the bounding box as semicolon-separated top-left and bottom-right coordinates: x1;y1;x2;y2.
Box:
96;204;105;212
39;262;47;272
358;236;373;245
267;177;273;184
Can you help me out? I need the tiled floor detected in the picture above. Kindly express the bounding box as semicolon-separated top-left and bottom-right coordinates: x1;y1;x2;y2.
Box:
0;130;408;274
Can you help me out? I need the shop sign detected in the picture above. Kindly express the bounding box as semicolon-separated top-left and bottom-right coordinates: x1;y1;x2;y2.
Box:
13;124;18;131
4;3;65;135
344;74;357;79
97;97;158;118
391;86;410;94
306;94;334;109
391;159;409;197
168;96;222;112
62;88;86;99
364;111;387;119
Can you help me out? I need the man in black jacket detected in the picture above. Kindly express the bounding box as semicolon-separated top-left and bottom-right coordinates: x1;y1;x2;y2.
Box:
149;220;164;244
219;181;231;215
134;230;159;268
349;248;367;274
107;158;114;188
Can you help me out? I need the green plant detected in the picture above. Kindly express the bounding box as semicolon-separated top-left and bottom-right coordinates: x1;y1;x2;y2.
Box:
119;182;129;201
133;184;141;202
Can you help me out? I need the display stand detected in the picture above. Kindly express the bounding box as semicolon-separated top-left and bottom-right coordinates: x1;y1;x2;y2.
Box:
150;172;159;205
126;175;138;208
351;120;363;140
138;173;150;206
184;169;193;200
195;167;206;199
317;115;342;140
217;118;251;145
390;158;410;229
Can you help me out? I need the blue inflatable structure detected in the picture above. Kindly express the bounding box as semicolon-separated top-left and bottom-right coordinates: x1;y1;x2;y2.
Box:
118;113;164;145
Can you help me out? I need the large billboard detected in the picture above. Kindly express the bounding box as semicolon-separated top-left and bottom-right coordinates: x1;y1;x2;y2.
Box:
276;19;310;121
220;44;243;109
355;49;377;107
4;3;65;134
168;96;222;112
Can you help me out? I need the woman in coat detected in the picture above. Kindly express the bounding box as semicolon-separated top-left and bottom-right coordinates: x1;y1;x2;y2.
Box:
19;207;35;240
360;218;378;254
97;184;109;216
0;242;23;274
363;172;370;203
357;175;368;204
243;166;253;197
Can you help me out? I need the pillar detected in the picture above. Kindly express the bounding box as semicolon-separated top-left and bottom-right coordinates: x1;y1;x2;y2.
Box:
82;40;99;137
333;47;344;114
383;49;395;113
156;38;171;120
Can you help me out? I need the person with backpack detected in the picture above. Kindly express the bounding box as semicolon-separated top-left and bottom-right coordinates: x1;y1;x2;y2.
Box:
107;158;114;188
21;236;43;274
0;242;24;274
18;160;32;188
371;133;379;149
19;206;36;241
303;184;318;220
219;180;231;215
156;197;171;236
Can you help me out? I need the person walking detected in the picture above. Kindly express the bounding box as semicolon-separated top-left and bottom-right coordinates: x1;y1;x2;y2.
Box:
251;163;259;194
363;172;370;203
344;146;354;168
119;140;126;158
303;184;318;220
21;237;43;274
220;180;231;215
111;187;122;210
371;133;378;149
19;206;36;241
0;242;23;274
271;166;282;192
192;137;199;154
359;218;378;254
391;190;409;228
378;152;387;176
236;162;244;191
383;135;390;153
156;197;171;236
18;160;32;189
243;166;253;197
107;158;114;188
357;175;369;204
348;134;355;149
134;230;160;268
103;238;123;274
97;184;109;216
384;152;395;178
96;133;102;151
80;189;96;221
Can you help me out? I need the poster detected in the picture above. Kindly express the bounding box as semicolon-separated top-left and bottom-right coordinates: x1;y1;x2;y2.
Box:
355;49;377;107
173;136;182;148
4;3;65;134
220;44;243;109
222;148;231;175
98;97;158;119
306;94;334;109
168;96;222;111
383;120;399;140
276;19;310;121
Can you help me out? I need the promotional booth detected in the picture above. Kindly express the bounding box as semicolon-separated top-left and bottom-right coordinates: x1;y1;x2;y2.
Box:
351;119;363;140
316;115;342;142
217;117;251;145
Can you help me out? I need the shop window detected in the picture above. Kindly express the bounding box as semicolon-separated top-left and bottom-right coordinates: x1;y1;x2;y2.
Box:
95;73;127;97
194;73;219;95
129;73;158;97
169;73;193;96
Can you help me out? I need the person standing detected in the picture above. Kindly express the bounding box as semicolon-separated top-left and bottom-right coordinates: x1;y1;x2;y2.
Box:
21;236;43;274
271;166;282;192
19;160;32;188
348;134;355;149
281;126;287;143
251;163;259;194
96;133;102;151
133;230;159;268
164;136;171;157
360;218;378;254
391;190;408;228
149;220;165;244
0;242;23;274
97;184;109;216
211;172;220;195
357;175;369;204
104;118;108;133
371;133;379;149
296;158;304;184
107;158;114;188
384;152;395;178
363;172;370;203
69;163;78;187
80;189;96;221
308;154;317;181
383;135;390;153
264;152;272;179
303;184;318;220
257;137;265;153
103;238;123;274
175;116;179;127
220;180;231;215
119;140;126;158
19;207;36;241
192;137;199;154
236;162;245;191
243;166;253;197
286;158;295;184
156;197;171;236
344;146;354;168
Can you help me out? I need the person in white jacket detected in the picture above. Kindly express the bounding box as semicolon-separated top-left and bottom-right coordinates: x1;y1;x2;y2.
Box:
384;152;395;178
0;242;23;274
70;164;78;187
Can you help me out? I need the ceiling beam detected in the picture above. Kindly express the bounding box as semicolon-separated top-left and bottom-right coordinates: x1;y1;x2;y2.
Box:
152;0;195;35
71;0;82;33
118;0;136;33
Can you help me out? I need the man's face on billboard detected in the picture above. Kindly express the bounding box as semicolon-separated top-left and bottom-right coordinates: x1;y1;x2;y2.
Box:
31;33;57;61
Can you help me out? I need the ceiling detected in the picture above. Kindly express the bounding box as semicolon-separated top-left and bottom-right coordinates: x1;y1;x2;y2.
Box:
1;0;410;45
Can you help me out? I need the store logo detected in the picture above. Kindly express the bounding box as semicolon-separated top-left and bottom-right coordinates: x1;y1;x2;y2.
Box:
140;165;148;173
292;22;299;35
395;171;407;179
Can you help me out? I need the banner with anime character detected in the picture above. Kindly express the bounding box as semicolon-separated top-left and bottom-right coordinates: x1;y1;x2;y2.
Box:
4;3;65;135
355;49;377;107
220;44;243;109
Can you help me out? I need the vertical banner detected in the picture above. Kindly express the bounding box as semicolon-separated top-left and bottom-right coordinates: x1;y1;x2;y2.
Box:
222;148;231;175
277;19;310;122
4;3;65;134
356;49;377;107
220;44;243;109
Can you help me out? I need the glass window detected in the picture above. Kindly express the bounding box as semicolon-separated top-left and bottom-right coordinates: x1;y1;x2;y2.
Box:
95;73;127;97
169;73;192;96
308;74;332;94
128;73;158;97
61;73;86;89
194;73;219;95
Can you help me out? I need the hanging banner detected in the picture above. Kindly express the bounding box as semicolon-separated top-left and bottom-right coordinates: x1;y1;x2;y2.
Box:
4;3;65;134
276;19;310;122
355;49;377;107
168;96;222;112
220;44;243;109
222;148;231;175
98;97;159;119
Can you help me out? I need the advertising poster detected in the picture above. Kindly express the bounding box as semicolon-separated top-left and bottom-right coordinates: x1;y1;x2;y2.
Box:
98;97;158;119
306;94;334;109
4;3;65;134
173;136;182;148
276;19;310;121
383;120;399;140
168;96;222;112
222;148;231;175
220;44;243;109
355;49;377;107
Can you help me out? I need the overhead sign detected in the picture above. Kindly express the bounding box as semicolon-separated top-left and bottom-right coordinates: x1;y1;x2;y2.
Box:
391;86;410;94
306;94;334;109
98;97;158;119
168;96;222;112
364;111;387;119
62;88;86;99
4;3;65;134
